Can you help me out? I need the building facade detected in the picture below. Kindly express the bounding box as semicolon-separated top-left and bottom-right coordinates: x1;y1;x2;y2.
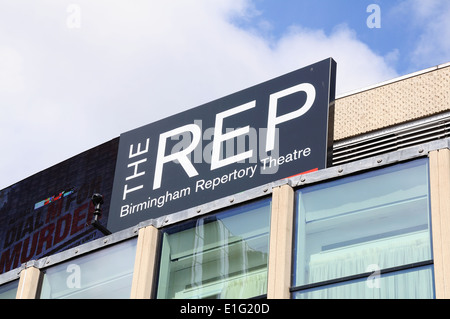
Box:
0;61;449;299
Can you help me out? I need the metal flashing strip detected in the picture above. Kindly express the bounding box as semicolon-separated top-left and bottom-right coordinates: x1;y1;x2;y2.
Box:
33;224;140;270
149;180;280;229
1;137;449;278
0;264;23;286
292;137;450;189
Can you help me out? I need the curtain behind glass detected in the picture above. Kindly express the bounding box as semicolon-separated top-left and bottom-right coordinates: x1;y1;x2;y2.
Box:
294;265;434;299
156;198;271;299
293;159;434;298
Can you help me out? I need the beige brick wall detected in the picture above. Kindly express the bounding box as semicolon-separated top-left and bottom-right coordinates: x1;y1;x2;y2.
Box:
334;63;450;141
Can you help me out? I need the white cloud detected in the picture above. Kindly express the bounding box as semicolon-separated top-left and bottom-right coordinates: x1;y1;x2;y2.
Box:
271;24;398;94
0;0;398;190
411;2;450;68
0;46;25;95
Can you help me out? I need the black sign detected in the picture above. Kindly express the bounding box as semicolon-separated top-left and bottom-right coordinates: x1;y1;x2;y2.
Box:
108;58;336;233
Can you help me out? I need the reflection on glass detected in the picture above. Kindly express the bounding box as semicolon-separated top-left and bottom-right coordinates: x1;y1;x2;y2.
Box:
40;238;137;299
294;159;434;298
0;280;18;299
157;198;271;299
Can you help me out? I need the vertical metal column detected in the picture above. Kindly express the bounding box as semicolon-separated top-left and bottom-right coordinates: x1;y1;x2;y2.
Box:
429;148;450;298
130;225;160;299
267;184;294;299
16;266;42;299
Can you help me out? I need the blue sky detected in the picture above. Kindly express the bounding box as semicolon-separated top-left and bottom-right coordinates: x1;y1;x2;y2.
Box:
242;0;449;74
0;0;449;190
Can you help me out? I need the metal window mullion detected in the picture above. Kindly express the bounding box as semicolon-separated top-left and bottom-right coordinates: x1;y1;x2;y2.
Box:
130;225;160;299
267;184;295;299
428;149;450;299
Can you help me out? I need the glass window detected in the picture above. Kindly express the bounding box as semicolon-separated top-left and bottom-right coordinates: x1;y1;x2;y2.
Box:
40;238;137;299
156;198;271;299
293;264;434;299
0;280;18;299
293;158;434;298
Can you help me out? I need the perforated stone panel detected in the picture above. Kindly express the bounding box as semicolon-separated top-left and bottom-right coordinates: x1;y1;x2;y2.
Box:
334;64;450;141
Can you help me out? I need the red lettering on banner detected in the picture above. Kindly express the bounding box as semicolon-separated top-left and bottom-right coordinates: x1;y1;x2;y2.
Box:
21;232;39;263
37;224;55;255
71;203;88;235
0;242;22;272
54;214;72;245
0;201;97;273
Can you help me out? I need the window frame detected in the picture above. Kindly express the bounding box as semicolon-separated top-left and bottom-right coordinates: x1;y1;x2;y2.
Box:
290;157;435;298
154;196;272;299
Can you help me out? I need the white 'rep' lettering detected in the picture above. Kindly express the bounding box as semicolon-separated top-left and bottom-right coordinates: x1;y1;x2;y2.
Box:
211;101;256;170
153;124;201;189
266;83;315;152
120;82;317;198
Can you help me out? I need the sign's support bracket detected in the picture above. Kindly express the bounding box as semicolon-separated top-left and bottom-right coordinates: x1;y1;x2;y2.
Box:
91;193;112;236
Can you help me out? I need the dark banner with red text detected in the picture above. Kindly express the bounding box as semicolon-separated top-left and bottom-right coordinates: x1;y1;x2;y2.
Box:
0;138;119;274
